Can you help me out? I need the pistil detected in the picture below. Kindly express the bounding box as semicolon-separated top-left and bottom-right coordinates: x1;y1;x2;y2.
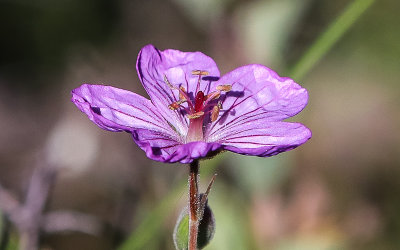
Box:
186;115;205;142
187;91;206;142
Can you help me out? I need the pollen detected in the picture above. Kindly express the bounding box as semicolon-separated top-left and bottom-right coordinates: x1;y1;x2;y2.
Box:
216;84;232;92
206;91;221;101
187;111;205;119
192;70;209;76
168;99;186;110
211;105;220;122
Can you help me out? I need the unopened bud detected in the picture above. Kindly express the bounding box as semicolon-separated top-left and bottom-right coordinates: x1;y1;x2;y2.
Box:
173;202;215;250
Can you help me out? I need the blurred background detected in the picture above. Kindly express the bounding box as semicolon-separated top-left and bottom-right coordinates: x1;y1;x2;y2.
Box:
0;0;399;249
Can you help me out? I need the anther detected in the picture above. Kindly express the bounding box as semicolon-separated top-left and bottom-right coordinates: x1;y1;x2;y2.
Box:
216;85;232;92
206;91;220;101
187;111;205;119
168;99;186;110
211;105;220;122
192;70;209;76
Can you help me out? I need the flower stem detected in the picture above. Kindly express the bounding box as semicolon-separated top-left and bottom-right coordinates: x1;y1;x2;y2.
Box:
188;160;199;250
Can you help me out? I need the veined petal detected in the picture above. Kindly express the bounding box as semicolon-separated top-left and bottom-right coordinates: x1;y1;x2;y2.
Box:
217;121;311;157
71;84;180;141
206;64;308;139
132;130;223;163
136;44;220;135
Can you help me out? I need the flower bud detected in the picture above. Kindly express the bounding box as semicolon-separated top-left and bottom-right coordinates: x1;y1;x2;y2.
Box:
173;202;215;250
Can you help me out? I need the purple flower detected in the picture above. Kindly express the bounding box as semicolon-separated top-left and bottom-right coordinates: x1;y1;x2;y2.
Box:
71;45;311;164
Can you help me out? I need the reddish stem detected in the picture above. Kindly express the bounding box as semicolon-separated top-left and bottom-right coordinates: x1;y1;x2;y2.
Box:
188;160;199;250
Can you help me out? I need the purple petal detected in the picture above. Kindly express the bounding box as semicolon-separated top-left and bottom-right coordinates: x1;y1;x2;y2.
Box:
136;44;220;135
132;130;223;163
206;64;308;139
71;84;180;140
217;121;311;157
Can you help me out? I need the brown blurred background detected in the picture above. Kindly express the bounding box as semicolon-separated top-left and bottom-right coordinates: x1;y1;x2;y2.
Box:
0;0;399;249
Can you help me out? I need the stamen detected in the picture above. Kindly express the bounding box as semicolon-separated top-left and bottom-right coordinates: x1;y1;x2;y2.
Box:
164;75;176;89
193;70;209;94
211;105;219;122
168;99;186;110
179;86;186;101
205;91;220;101
192;70;209;76
164;74;194;111
216;85;232;92
187;111;205;119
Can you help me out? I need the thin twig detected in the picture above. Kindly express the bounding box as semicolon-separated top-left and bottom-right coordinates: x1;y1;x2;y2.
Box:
41;211;103;236
0;184;20;217
19;162;57;250
198;174;217;220
0;154;104;250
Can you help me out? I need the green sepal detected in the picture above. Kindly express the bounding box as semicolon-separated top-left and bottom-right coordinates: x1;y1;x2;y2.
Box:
173;207;190;250
173;203;215;250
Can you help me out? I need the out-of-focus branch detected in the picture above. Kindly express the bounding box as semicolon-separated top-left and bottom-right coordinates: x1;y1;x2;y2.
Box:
25;164;57;220
42;211;103;236
18;162;57;250
0;158;105;250
0;183;20;218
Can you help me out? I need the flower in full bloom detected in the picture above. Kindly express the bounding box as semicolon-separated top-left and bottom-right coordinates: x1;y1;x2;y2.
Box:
71;45;311;163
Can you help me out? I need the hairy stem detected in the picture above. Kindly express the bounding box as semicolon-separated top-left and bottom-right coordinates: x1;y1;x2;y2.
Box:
188;160;199;250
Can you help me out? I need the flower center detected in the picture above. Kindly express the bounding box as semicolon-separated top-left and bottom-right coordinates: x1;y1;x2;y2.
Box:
164;70;231;142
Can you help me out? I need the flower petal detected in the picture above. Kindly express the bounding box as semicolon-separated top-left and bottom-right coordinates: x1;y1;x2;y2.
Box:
132;130;223;163
71;84;180;140
217;121;311;157
136;44;220;136
206;64;308;139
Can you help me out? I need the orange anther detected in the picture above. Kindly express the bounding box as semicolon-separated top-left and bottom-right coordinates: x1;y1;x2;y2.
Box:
206;91;220;101
187;111;205;119
168;103;180;110
192;70;209;76
216;85;232;91
168;99;185;110
211;105;220;122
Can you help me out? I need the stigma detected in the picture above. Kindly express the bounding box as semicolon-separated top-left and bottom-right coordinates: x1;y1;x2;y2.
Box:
164;71;231;142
